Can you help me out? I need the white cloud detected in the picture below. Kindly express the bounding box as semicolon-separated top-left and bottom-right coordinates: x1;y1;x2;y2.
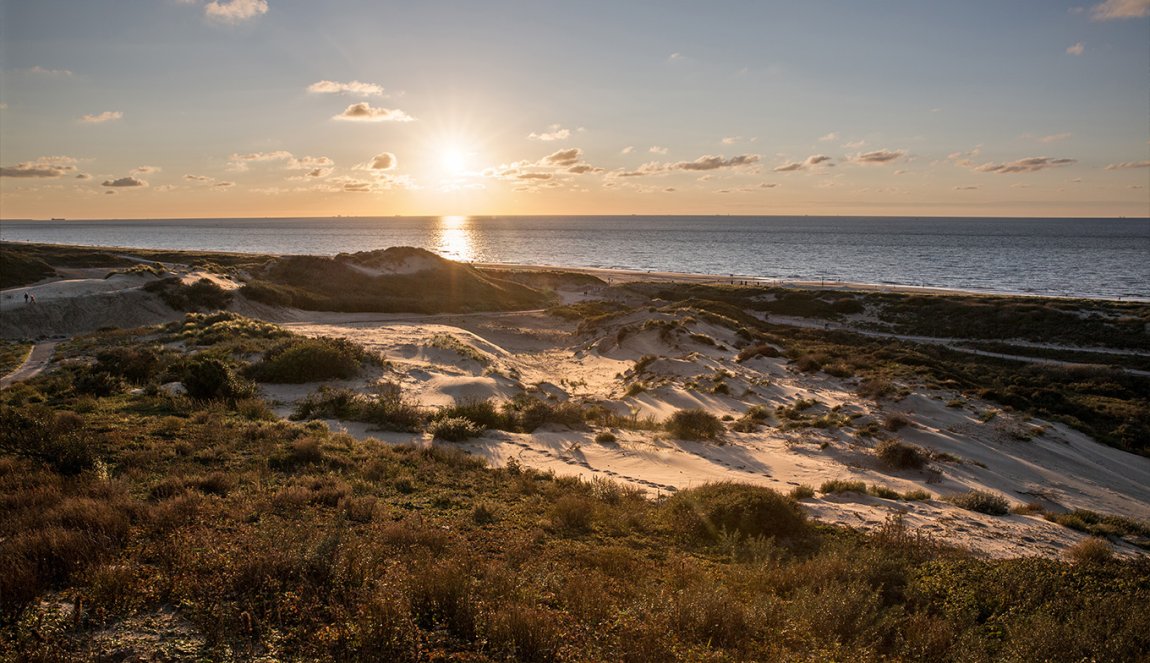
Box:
102;176;147;188
366;152;397;170
333;102;415;122
0;156;78;178
1104;160;1150;170
773;155;833;172
842;139;867;149
849;149;906;165
542;148;582;166
668;52;686;62
613;154;760;178
649;146;668;155
184;174;214;182
528;124;571;141
1066;42;1085;55
131;165;161;175
80;111;123;123
960;156;1077;174
307;80;385;96
818;132;838;142
1091;0;1150;20
1038;132;1072;143
204;0;268;23
621;146;634;155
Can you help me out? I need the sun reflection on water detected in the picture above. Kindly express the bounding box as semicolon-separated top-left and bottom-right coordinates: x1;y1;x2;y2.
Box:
436;215;474;262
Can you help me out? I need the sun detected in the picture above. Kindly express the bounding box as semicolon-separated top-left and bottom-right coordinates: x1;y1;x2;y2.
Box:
441;148;468;175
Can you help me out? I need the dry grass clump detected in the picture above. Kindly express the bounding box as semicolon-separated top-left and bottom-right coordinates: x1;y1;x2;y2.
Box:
428;417;485;442
947;490;1010;516
664;408;724;441
1065;537;1113;564
875;439;927;469
664;482;808;543
247;336;380;383
735;343;781;362
820;479;868;494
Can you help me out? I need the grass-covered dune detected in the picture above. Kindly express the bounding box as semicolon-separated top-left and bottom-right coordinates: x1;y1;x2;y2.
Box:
2;316;1149;660
2;383;1148;661
242;247;553;313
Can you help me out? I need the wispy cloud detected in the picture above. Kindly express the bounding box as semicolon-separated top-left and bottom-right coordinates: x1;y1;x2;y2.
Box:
1105;160;1150;169
333;102;415;122
649;146;668;155
542;148;581;166
102;176;147;188
1035;132;1072;143
528;124;571;141
1066;42;1085;55
0;156;78;178
131;165;161;175
818;132;839;142
849;149;906;164
1091;0;1150;20
80;111;123;124
18;66;73;76
773;155;833;172
615;154;760;177
184;174;214;182
620;146;634;155
204;0;268;23
307;80;385;96
958;156;1078;174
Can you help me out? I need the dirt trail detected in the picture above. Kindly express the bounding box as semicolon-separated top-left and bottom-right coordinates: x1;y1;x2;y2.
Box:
0;341;59;389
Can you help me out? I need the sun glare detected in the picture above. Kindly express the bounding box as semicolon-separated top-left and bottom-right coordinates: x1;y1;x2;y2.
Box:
441;148;468;175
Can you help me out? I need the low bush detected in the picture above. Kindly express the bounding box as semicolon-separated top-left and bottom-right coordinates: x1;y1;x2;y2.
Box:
736;343;781;362
875;439;926;469
248;336;379;383
428;417;485;442
436;399;505;430
145;277;233;311
820;479;867;494
665;408;724;441
0;405;94;475
789;484;815;499
182;356;257;402
947;490;1010;516
664;482;807;543
868;484;901;499
594;431;617;444
293;385;424;432
1065;537;1113;564
501;394;586;433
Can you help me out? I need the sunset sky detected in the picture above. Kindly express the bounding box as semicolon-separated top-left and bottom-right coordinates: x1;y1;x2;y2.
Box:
1;0;1148;219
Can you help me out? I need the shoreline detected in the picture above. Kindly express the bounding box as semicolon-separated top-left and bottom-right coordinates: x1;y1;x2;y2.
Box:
2;238;1146;302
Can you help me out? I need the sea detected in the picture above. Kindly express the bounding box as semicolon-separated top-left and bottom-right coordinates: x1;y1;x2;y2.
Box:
2;216;1148;300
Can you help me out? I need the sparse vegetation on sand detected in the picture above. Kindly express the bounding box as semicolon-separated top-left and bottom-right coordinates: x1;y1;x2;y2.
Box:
664;408;725;441
947;490;1011;516
1;318;1150;661
144;276;233;311
247;336;382;383
0;341;33;376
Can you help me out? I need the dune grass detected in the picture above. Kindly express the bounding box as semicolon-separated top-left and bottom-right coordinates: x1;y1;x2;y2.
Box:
2;325;1149;661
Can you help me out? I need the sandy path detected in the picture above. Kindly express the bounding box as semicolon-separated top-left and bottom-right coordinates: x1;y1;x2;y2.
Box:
0;341;59;389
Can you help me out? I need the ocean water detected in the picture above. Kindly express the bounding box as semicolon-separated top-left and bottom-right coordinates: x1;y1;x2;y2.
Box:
2;216;1148;300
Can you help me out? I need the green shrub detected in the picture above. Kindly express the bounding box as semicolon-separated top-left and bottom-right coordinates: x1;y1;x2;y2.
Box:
428;417;485;442
248;336;378;383
947;490;1010;515
664;482;807;543
594;431;617;444
789;484;815;499
868;484;901;499
820;479;868;494
145;277;233;311
736;343;781;362
501;394;585;433
182;356;256;401
436;399;505;430
902;489;932;501
0;405;95;475
875;439;926;469
665;408;724;441
292;385;424;432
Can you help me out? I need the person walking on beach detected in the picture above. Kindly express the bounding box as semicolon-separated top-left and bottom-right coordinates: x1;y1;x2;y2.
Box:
24;293;29;304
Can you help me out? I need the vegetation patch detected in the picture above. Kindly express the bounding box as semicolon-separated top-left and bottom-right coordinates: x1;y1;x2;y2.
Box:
664;408;724;441
664;482;808;543
947;490;1010;516
247;336;380;383
875;439;927;469
144;277;233;311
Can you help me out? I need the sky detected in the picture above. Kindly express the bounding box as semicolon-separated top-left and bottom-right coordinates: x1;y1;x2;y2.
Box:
1;0;1148;219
